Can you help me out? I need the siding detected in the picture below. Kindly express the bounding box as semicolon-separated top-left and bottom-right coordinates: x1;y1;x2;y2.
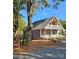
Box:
32;30;40;40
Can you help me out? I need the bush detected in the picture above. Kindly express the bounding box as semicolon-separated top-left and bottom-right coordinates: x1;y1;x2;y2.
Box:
21;39;29;46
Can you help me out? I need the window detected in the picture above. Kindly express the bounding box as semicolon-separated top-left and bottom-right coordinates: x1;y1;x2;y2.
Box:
52;30;57;34
51;19;58;25
41;29;45;35
46;30;51;35
49;22;51;25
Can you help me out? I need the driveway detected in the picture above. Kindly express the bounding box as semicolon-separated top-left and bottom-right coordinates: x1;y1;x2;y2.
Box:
13;41;66;59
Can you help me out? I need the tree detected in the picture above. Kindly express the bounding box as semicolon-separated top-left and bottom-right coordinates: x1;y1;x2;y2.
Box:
18;16;27;45
59;20;66;29
13;15;26;48
13;0;26;37
13;0;65;41
21;0;49;41
17;16;26;35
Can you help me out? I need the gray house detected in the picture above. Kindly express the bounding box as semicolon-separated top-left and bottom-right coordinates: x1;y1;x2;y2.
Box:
31;16;65;40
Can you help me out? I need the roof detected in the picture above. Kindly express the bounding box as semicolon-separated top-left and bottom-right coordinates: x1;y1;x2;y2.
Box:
33;16;55;29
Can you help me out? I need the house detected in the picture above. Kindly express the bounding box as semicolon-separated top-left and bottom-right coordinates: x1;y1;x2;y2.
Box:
31;16;65;40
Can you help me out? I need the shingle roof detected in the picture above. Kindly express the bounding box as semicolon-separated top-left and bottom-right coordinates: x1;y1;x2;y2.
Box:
33;17;54;29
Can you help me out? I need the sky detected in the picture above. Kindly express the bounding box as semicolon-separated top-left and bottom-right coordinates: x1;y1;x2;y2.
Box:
20;0;66;24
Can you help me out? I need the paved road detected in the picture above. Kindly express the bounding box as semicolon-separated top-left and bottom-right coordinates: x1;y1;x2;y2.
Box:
13;42;66;59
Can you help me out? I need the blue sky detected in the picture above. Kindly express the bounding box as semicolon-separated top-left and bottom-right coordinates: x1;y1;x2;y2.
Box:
20;0;66;24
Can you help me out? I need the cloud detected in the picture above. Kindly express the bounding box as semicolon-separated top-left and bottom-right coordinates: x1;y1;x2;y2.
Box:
43;13;47;15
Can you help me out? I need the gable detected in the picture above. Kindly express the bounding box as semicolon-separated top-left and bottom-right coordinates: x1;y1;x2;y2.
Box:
49;17;58;25
45;17;64;30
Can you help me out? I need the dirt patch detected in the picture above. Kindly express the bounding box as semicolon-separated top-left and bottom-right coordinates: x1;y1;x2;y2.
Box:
14;40;57;54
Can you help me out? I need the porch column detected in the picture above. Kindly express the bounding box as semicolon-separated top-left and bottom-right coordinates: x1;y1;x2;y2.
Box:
51;29;52;36
40;29;41;37
44;29;46;38
57;30;59;35
57;22;59;35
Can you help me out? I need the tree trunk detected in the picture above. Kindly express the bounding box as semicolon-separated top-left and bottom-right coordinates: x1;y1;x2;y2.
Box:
28;16;32;41
13;16;20;48
27;0;33;41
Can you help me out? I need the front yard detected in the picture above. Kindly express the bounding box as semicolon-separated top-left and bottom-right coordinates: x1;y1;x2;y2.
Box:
13;39;59;54
13;41;66;59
